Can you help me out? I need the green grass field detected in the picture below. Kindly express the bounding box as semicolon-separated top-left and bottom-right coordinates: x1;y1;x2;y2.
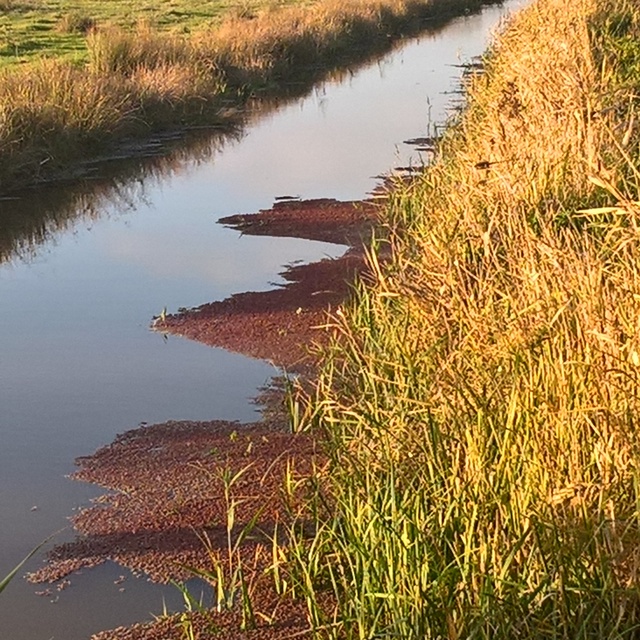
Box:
0;0;312;67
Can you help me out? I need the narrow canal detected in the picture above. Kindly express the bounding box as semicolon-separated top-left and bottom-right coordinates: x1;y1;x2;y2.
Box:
0;2;525;637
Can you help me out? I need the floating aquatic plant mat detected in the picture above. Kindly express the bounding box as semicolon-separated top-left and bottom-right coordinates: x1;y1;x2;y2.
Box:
29;420;319;585
162;199;379;371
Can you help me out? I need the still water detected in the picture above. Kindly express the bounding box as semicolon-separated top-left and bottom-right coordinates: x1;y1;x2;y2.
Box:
0;2;525;638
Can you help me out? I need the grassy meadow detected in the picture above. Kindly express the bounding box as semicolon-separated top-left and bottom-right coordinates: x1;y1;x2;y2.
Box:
0;0;315;67
0;0;497;192
283;0;640;636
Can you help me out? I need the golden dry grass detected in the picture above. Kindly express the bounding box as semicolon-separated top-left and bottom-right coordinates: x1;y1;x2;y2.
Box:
289;0;640;636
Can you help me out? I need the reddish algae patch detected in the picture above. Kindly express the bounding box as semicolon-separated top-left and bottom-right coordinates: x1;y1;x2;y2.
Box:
219;197;378;245
158;198;381;371
32;196;381;639
160;252;367;371
30;420;320;585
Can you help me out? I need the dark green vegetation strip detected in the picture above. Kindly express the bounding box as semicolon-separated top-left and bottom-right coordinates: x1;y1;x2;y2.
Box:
287;0;640;637
0;0;499;193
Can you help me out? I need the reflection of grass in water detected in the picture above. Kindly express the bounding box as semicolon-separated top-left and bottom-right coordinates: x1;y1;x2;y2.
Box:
281;0;640;637
0;128;237;265
0;53;340;265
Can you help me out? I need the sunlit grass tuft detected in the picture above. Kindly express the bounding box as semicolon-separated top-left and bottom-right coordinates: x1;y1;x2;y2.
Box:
55;12;96;35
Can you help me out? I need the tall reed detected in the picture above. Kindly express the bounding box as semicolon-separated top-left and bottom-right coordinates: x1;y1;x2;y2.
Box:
290;0;640;637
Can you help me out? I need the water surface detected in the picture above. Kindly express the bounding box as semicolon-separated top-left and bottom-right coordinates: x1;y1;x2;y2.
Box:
0;2;526;638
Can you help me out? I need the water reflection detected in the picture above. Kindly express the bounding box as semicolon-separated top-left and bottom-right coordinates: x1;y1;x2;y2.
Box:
0;132;236;265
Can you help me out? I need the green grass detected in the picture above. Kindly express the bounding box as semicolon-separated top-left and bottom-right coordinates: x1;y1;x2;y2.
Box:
0;0;314;67
281;0;640;637
0;535;56;595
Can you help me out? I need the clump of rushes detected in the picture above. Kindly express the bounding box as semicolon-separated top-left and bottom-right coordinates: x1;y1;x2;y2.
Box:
288;0;640;637
55;12;96;35
0;0;501;192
